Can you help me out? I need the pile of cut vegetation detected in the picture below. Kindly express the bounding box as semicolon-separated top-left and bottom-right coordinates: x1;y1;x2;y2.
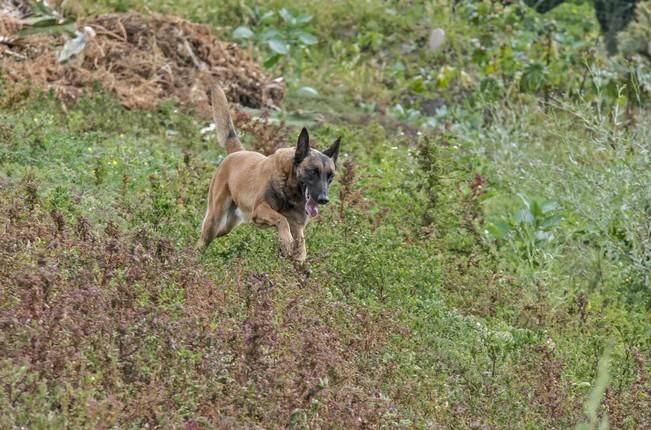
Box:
0;11;284;116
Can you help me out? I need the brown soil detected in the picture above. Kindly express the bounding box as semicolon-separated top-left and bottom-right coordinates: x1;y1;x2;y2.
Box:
0;12;284;116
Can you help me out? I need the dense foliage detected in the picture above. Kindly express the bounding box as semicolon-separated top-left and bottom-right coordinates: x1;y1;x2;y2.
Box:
1;0;650;428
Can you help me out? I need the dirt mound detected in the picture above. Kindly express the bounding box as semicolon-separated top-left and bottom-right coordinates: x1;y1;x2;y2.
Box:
0;12;284;116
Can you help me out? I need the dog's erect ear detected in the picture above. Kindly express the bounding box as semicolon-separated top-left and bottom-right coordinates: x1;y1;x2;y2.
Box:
294;127;310;165
323;137;341;165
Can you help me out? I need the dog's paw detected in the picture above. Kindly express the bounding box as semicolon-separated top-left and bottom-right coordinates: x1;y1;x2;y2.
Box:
299;261;312;277
291;259;312;285
279;241;294;258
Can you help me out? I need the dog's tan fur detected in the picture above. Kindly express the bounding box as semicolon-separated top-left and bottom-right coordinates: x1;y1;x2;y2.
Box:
197;85;340;261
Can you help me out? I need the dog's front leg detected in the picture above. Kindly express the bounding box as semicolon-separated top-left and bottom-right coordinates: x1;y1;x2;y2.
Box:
289;223;306;262
252;202;294;257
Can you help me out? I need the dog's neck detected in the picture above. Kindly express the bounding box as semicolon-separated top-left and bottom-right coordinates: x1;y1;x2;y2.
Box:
289;164;305;203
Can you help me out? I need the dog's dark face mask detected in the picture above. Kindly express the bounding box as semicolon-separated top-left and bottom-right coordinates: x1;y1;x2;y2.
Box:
293;128;341;218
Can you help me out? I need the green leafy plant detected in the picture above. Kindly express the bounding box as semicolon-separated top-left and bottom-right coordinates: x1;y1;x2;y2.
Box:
232;7;318;79
520;61;549;93
388;103;422;124
457;0;599;102
487;195;564;267
16;1;76;36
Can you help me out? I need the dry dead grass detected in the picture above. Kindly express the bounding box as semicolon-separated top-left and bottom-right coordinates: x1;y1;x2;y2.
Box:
0;12;284;116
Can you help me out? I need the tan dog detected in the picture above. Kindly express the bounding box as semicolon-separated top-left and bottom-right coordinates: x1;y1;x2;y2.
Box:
197;85;341;261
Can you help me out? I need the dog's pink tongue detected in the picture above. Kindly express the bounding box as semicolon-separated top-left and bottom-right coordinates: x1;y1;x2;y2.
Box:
305;198;319;218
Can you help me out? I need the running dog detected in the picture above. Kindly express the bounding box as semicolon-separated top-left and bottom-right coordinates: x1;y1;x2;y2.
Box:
197;85;341;262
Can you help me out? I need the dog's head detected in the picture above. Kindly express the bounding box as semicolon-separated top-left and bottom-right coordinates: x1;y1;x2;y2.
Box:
293;128;341;218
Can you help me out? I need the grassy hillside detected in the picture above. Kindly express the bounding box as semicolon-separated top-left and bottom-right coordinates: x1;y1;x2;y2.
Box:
1;0;650;429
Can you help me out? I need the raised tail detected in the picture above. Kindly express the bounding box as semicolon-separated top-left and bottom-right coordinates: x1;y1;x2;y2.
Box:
209;84;244;154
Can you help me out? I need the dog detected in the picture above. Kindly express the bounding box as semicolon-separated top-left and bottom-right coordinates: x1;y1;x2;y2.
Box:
197;85;341;262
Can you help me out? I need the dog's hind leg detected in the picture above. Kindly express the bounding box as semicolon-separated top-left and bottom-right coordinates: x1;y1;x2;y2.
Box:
197;184;237;249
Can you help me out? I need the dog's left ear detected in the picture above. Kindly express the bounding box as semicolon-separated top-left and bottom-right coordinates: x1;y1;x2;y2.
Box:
294;127;310;165
322;137;341;165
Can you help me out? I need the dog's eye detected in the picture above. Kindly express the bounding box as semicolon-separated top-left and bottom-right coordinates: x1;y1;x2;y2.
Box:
327;173;334;182
310;168;320;177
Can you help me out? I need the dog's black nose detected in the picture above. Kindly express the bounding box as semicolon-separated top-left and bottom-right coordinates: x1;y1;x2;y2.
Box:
317;194;329;205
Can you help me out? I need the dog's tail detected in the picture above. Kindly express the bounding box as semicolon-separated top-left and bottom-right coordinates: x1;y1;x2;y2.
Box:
209;84;244;154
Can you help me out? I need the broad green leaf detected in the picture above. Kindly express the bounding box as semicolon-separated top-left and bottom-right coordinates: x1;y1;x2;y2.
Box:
297;32;318;45
298;86;319;97
259;28;281;41
18;20;75;36
540;200;559;214
260;11;275;22
424;117;439;128
232;26;254;40
530;200;543;219
515;208;534;225
268;39;289;55
279;8;295;25
392;104;405;116
21;13;74;26
295;15;313;24
517;193;531;209
541;215;563;229
407;109;421;122
263;53;282;68
24;17;60;27
487;221;511;240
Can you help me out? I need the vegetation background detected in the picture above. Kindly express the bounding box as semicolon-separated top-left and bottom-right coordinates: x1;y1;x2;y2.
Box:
1;0;650;428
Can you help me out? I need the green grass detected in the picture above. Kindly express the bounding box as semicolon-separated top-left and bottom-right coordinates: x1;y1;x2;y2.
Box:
1;0;650;429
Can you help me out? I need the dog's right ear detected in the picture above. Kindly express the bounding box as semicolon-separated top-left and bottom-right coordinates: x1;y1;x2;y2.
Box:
294;127;310;165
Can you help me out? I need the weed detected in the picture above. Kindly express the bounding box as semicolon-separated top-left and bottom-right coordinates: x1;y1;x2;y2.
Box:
336;158;362;221
232;108;290;155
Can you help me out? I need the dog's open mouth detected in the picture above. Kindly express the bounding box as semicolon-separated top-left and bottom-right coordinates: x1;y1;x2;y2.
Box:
304;189;319;218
